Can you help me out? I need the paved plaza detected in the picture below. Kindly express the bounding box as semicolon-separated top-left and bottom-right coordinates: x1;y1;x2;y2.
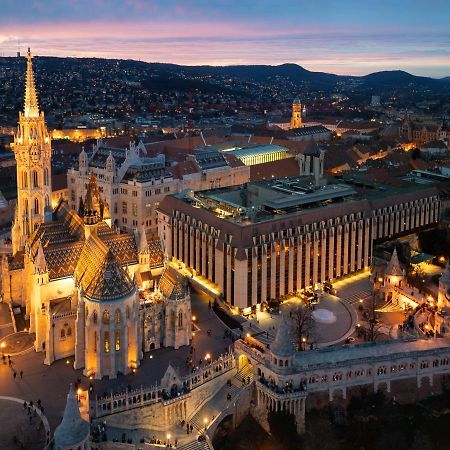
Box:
0;398;47;450
0;287;230;432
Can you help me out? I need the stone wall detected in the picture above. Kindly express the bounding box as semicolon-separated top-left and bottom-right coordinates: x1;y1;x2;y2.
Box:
102;368;236;431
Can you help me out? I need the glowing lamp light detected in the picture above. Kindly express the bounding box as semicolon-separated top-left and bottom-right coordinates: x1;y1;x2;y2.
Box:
302;337;306;343
192;315;196;322
204;418;208;424
66;359;70;365
246;333;251;338
0;342;5;349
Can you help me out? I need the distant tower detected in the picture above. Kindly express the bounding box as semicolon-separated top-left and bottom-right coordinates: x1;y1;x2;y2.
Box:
290;97;302;129
12;49;52;254
54;384;90;450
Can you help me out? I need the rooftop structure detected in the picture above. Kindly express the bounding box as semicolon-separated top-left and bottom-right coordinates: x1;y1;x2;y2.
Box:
195;142;291;166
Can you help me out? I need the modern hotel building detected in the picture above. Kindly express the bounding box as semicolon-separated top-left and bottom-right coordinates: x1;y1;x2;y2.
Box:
158;176;442;309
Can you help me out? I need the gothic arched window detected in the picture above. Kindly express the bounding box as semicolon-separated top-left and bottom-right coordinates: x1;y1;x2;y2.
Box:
115;309;121;324
67;327;72;337
60;329;66;339
32;171;39;188
178;311;183;328
103;310;110;324
126;305;130;319
34;198;39;215
44;168;49;186
93;311;97;324
104;331;110;353
22;171;28;188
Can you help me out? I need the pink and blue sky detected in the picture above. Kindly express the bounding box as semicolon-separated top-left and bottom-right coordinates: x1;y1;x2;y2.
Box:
1;0;450;77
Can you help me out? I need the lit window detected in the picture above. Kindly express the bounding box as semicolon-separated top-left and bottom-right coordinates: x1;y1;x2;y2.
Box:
104;331;110;353
103;310;110;324
115;330;120;351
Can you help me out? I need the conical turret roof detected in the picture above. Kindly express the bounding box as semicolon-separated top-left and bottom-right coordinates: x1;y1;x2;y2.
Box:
84;248;135;301
385;248;403;276
54;384;89;447
271;314;295;357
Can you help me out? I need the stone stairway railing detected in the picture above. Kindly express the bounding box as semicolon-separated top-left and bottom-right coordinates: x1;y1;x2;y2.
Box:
92;352;235;418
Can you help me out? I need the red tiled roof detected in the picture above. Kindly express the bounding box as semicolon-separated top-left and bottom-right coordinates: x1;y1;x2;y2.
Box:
250;158;300;181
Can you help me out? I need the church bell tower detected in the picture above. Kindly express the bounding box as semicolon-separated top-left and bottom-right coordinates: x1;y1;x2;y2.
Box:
12;49;52;254
290;97;302;129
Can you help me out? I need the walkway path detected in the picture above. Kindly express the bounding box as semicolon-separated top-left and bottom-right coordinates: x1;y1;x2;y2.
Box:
0;396;50;449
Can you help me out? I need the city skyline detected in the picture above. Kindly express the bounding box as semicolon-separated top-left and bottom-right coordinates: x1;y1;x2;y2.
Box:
1;0;450;77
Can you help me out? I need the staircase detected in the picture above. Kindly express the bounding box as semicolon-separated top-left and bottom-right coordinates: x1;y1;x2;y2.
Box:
177;440;210;450
187;363;254;432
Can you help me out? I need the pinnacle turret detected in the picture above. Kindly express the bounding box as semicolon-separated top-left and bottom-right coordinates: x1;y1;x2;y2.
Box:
54;384;90;449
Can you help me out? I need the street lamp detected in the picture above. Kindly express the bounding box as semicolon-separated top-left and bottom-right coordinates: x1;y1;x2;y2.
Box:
203;417;208;433
166;433;171;444
77;388;82;402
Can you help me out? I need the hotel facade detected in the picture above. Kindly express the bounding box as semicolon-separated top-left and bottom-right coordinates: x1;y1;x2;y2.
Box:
158;177;442;310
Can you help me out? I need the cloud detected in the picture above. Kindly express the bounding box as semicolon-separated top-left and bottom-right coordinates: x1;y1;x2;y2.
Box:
1;1;449;76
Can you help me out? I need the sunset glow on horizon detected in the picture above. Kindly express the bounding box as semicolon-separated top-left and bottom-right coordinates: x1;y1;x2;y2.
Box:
1;0;450;77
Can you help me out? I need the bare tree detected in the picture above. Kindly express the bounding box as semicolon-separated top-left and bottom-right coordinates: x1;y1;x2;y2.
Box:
364;294;383;342
290;304;315;351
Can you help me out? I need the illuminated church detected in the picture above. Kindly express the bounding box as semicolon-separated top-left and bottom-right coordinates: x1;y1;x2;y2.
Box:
1;50;192;379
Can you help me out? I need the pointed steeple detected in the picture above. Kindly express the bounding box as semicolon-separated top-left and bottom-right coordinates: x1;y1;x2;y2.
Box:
35;242;47;274
83;172;101;225
24;48;40;119
271;314;295;357
54;384;89;449
385;247;404;276
138;224;149;254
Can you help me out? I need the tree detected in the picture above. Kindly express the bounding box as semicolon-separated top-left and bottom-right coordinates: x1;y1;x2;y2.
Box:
290;304;315;351
364;294;383;342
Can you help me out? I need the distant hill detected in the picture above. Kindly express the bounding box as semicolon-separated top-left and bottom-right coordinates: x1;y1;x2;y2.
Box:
1;56;448;104
361;70;443;87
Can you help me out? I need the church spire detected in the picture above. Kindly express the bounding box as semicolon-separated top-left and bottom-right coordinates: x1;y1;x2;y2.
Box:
24;48;40;119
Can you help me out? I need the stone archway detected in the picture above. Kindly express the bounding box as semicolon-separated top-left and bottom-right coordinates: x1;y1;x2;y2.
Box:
238;354;250;371
211;414;234;449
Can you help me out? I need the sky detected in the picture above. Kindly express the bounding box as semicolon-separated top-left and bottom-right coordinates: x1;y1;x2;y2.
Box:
1;0;450;77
